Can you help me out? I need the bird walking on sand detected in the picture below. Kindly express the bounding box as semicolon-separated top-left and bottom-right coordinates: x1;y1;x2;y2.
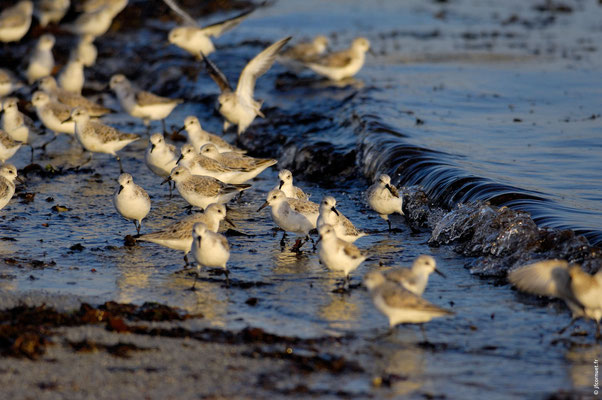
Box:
113;173;151;235
201;36;291;135
366;174;404;231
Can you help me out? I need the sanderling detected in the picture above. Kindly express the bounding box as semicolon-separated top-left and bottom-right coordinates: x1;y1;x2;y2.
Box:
31;91;76;142
36;0;70;27
366;174;404;231
178;143;246;184
180;116;246;154
317;196;366;243
138;203;232;263
1;97;36;161
79;0;125;13
317;224;367;287
0;69;21;98
113;173;151;235
201;36;291;135
75;34;97;67
0;164;20;210
364;271;454;329
278;35;329;69
199;143;277;179
509;259;602;340
0;1;33;43
257;189;319;251
166;0;254;58
67;0;127;37
39;76;111;117
164;165;251;210
145;133;178;179
0;130;21;163
64;107;139;172
384;255;445;296
190;222;231;287
26;34;55;84
58;56;85;94
274;169;310;200
305;37;370;81
110;74;183;132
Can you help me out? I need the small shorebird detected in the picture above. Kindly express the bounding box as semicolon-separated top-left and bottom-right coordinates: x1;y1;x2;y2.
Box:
145;133;178;181
26;34;55;84
0;129;21;164
305;37;370;81
110;74;183;133
190;222;231;287
164;165;251;210
177;143;248;184
36;0;70;27
0;1;33;43
39;77;111;117
201;36;291;135
0;164;20;210
180;116;246;154
509;259;602;341
113;173;151;235
199;143;277;180
138;203;232;264
257;189;319;251
384;255;445;296
75;34;97;67
31;91;76;148
280;35;329;63
58;56;85;94
364;271;454;331
67;0;127;37
0;69;21;98
317;196;366;243
64;107;139;172
366;174;404;231
1;97;36;161
273;169;310;201
317;224;367;289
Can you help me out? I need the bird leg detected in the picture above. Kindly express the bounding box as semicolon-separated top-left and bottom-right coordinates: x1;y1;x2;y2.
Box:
420;325;428;342
558;316;580;334
290;238;304;253
116;155;124;173
387;219;392;232
162;119;167;135
224;270;230;287
189;272;198;291
39;135;57;152
183;254;189;266
28;145;34;164
279;231;287;248
184;205;193;214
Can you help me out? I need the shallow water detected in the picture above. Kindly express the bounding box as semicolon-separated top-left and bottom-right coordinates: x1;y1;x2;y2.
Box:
1;0;601;398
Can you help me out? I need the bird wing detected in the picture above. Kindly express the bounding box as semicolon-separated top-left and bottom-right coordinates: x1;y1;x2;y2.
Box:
508;260;572;299
200;9;253;38
313;49;352;68
339;212;361;235
288;198;319;215
294;186;310;200
162;0;198;26
385;268;414;284
381;283;451;314
48;102;72;122
136;91;181;106
200;53;232;93
189;175;221;197
235;36;291;103
342;241;364;260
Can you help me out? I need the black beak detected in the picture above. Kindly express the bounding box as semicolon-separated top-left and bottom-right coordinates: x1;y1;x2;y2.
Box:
176;154;184;164
315;236;322;245
434;268;446;278
62;116;73;124
385;184;399;198
278;180;284;189
118;185;124;194
16;176;25;184
331;206;339;216
161;177;171;185
150;143;155;153
177;125;185;133
224;216;236;228
256;201;269;212
196;236;201;246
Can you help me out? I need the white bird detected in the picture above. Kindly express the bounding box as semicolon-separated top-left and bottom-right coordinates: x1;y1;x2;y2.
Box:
26;34;55;84
1;97;35;160
67;0;127;37
39;76;111;117
0;1;33;43
145;133;178;179
274;169;310;200
64;107;139;172
317;224;367;288
305;37;370;81
177;143;248;184
113;173;151;235
58;56;85;94
75;34;97;67
200;143;276;172
364;271;454;328
317;196;366;243
138;203;232;264
190;222;231;287
31;90;76;140
36;0;70;27
384;255;445;296
109;74;183;132
278;35;328;71
201;36;291;135
257;189;319;251
509;259;602;340
366;174;404;231
180;115;245;154
165;0;254;58
0;129;21;163
164;165;250;210
0;69;21;98
0;164;20;210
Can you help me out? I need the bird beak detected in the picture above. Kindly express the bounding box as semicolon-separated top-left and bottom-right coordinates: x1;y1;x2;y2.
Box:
196;236;201;246
177;125;185;133
224;216;236;228
434;268;446;278
149;143;155;153
278;180;284;189
176;154;183;164
256;201;269;212
62;116;73;123
385;184;398;198
118;185;124;194
161;177;172;185
368;48;376;56
16;176;25;184
315;236;322;245
331;206;339;216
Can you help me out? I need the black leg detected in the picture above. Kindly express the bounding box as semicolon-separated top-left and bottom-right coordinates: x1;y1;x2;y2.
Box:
29;145;34;163
558;316;580;334
183;253;189;266
136;220;141;235
116;155;124;173
420;325;428;342
224;269;230;287
162;119;167;135
189;272;198;291
184;205;193;214
387;219;392;232
279;231;287;248
39;135;57;152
